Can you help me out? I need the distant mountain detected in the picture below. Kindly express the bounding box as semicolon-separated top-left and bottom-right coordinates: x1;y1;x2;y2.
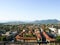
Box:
3;19;60;25
32;19;59;24
4;21;26;25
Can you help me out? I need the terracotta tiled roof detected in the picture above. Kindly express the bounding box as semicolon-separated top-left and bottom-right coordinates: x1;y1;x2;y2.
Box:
15;31;55;41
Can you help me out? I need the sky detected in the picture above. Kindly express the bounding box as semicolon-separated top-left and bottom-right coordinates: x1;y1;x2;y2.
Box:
0;0;60;22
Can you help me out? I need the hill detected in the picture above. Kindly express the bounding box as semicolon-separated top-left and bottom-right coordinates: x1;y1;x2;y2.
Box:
32;19;59;24
2;19;60;25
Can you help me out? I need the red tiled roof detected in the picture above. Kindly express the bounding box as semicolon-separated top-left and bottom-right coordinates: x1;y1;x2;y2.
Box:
15;31;55;41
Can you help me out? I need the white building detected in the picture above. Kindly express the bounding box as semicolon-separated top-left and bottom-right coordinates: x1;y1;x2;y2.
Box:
2;31;10;36
49;27;57;32
58;29;60;36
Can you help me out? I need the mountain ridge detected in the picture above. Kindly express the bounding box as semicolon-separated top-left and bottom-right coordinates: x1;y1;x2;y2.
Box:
1;19;60;25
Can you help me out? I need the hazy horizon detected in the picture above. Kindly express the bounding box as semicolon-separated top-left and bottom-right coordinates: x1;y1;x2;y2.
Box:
0;0;60;22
